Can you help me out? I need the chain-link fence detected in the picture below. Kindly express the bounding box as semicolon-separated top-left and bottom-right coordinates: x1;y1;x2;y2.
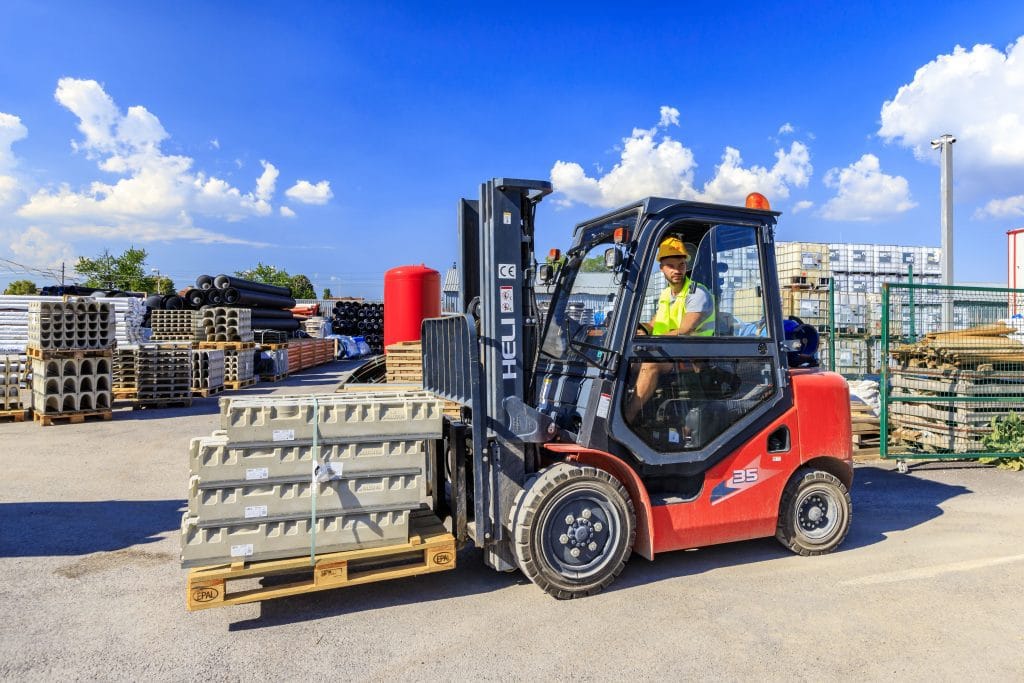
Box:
880;283;1024;460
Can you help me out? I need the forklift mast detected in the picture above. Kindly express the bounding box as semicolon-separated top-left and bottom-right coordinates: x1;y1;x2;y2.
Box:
424;178;551;570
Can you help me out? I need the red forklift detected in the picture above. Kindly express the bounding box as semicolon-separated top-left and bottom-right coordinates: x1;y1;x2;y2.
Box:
422;178;852;599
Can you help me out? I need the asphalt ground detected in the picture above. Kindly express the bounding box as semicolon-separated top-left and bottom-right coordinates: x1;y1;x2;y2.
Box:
1;362;1022;680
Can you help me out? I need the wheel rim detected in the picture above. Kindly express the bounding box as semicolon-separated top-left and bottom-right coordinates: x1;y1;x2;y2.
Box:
795;485;843;542
537;484;621;580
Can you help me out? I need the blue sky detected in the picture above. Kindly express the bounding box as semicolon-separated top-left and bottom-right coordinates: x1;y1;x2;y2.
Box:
2;2;1024;297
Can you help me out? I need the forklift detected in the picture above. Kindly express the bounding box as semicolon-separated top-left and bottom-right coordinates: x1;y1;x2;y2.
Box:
423;178;852;599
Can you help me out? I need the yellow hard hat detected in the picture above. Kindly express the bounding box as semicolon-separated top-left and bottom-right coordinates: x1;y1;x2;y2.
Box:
657;237;689;262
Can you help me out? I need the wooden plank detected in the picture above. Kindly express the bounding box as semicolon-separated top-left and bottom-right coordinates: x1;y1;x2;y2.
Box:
198;341;256;350
191;386;224;398
185;511;456;611
223;378;258;391
26;346;113;361
0;408;28;423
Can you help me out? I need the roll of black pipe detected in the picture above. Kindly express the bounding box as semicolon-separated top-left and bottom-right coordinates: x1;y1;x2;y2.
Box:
222;287;240;304
195;274;214;290
213;274;291;297
163;295;185;310
250;307;296;319
205;289;224;305
228;288;297;309
186;289;206;308
145;294;163;310
251;317;300;331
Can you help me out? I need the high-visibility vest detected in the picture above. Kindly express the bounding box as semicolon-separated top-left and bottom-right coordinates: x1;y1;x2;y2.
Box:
652;278;715;336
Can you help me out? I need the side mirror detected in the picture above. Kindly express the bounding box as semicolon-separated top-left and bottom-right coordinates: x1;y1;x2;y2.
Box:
604;247;623;270
539;264;555;284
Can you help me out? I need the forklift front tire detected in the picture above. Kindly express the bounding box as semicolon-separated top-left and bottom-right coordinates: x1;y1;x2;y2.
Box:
775;468;852;556
510;463;635;599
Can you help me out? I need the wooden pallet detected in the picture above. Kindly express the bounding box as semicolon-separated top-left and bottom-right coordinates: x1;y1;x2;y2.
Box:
26;346;113;361
185;511;456;611
33;409;113;426
191;385;224;398
112;389;138;401
0;408;28;423
198;341;256;350
258;373;288;383
223;378;258;391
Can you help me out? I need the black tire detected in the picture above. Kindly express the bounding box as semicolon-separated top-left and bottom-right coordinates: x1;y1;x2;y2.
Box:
510;463;636;599
776;468;852;556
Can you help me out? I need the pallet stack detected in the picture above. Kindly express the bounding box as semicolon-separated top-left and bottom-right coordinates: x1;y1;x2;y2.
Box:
112;346;138;400
135;343;193;409
286;338;335;374
181;390;443;571
150;310;198;342
1;354;28;421
191;349;225;397
385;340;462;420
195;307;253;343
27;299;114;426
888;324;1024;452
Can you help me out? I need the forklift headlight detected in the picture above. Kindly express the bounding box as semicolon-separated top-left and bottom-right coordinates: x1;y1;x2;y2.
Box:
539;263;555;284
604;247;622;270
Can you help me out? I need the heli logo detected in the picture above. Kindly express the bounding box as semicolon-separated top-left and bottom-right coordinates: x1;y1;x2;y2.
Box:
709;456;781;505
190;586;220;603
500;316;517;380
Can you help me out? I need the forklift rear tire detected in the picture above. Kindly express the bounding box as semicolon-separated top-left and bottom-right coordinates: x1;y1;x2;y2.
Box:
510;463;636;599
775;468;852;556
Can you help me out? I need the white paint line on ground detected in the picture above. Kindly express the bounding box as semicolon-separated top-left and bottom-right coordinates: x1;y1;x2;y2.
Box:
842;553;1024;586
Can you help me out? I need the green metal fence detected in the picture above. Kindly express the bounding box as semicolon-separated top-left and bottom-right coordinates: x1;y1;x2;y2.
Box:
880;282;1024;461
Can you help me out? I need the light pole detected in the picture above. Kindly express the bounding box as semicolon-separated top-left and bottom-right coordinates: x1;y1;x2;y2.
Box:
931;134;955;325
151;267;163;295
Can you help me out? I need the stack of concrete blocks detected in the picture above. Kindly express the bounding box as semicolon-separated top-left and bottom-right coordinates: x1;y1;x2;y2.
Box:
136;343;193;406
191;349;225;393
224;349;255;385
113;346;138;393
150;310;199;342
30;356;113;413
1;354;27;410
180;391;442;568
195;308;253;343
28;299;115;350
27;299;114;417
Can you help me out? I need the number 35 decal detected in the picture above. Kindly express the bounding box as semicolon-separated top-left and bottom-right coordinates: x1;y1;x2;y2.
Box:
731;468;758;485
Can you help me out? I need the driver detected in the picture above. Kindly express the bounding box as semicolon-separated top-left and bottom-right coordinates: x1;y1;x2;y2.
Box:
626;237;715;422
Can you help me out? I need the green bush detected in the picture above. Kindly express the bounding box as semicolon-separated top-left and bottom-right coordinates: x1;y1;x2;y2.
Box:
980;412;1024;471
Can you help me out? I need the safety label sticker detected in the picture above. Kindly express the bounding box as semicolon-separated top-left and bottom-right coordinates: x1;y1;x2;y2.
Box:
245;467;269;481
503;211;512;225
230;544;254;557
272;429;295;442
244;505;268;519
596;393;611;418
500;286;514;313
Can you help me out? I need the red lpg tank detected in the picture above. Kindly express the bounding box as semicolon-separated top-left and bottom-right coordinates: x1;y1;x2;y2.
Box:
383;264;441;349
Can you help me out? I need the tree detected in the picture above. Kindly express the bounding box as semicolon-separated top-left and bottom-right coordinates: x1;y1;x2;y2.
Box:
322;287;332;299
290;275;315;300
234;262;316;298
74;247;175;294
580;255;609;272
3;279;38;295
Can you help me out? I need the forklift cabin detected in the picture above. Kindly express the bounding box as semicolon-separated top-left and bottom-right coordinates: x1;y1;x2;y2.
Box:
423;179;852;599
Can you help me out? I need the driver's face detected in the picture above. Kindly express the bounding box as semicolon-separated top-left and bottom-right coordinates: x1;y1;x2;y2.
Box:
660;256;688;284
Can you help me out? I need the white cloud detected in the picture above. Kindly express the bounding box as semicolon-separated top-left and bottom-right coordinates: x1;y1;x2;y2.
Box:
285;179;333;205
7;78;306;246
778;122;795;135
820;154;916;221
6;226;76;270
879;37;1024;170
551;107;812;209
210;138;220;149
280;206;296;218
792;200;814;214
0;112;28;206
976;194;1024;219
